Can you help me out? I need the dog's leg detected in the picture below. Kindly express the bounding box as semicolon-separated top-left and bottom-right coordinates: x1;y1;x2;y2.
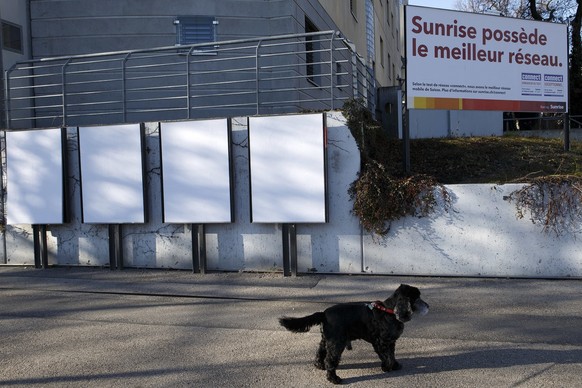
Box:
324;340;346;384
373;341;402;372
387;342;402;371
314;337;326;370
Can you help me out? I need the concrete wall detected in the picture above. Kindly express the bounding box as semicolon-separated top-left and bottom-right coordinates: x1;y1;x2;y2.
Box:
29;0;340;57
2;112;581;278
409;109;503;138
0;0;31;64
364;184;582;278
0;0;32;128
30;0;289;56
27;0;395;115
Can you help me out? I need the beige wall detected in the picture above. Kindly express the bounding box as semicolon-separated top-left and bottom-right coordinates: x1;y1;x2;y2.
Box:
318;0;402;87
374;0;402;86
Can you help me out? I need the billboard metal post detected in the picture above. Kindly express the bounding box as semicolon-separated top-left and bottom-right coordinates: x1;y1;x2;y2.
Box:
402;5;410;174
564;20;571;152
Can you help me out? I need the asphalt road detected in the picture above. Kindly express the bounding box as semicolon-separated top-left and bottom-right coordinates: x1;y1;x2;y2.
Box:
0;267;581;387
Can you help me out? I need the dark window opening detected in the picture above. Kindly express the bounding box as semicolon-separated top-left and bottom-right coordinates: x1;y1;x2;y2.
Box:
2;21;23;53
305;17;321;86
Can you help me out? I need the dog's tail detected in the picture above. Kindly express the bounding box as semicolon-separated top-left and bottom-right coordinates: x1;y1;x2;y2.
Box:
279;312;326;333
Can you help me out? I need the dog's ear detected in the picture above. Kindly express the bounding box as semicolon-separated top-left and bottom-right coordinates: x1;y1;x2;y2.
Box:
398;284;420;301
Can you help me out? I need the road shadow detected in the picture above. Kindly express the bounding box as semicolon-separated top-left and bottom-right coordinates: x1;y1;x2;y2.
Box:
340;347;582;384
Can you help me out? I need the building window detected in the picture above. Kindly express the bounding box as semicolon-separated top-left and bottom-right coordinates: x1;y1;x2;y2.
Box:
305;17;321;86
365;0;375;65
396;28;399;50
2;21;23;53
174;16;217;47
380;37;384;68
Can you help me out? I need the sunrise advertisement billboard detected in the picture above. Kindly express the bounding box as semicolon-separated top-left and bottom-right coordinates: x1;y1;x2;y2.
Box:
405;6;568;112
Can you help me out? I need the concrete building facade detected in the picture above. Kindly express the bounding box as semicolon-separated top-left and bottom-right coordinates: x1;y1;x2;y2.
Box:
27;0;401;88
0;1;31;127
2;0;403;129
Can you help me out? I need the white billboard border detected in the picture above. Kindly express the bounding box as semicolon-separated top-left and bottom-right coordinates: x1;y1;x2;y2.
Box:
159;118;234;224
5;128;66;225
403;5;570;114
78;124;147;225
248;113;329;224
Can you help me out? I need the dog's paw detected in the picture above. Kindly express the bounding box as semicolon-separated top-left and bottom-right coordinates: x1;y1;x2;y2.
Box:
381;361;402;372
326;371;343;384
314;360;325;370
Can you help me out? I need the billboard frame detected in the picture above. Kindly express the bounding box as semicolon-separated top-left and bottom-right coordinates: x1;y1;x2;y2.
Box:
404;5;569;114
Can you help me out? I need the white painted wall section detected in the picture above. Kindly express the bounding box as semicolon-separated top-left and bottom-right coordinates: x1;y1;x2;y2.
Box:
364;184;582;278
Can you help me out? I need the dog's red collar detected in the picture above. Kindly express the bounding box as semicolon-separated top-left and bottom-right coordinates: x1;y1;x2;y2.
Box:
367;301;395;315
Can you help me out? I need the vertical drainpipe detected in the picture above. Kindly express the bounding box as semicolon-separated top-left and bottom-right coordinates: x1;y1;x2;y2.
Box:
26;0;32;56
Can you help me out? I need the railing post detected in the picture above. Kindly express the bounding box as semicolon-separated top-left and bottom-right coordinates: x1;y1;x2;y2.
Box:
187;47;196;120
329;32;336;110
122;53;131;124
351;52;358;100
255;40;263;116
4;66;16;130
61;59;72;128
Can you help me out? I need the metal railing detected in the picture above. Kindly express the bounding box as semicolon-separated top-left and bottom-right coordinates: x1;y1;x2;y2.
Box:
3;31;375;129
503;114;582;132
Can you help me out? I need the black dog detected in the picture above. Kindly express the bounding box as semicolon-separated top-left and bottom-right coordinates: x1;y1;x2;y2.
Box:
279;284;428;384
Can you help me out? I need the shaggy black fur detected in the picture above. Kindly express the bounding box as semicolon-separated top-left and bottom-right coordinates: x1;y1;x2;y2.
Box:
279;284;428;384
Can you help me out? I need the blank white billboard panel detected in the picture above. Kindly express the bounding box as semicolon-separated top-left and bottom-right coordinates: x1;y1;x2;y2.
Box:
160;119;232;223
79;125;145;223
6;129;64;225
249;113;327;223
